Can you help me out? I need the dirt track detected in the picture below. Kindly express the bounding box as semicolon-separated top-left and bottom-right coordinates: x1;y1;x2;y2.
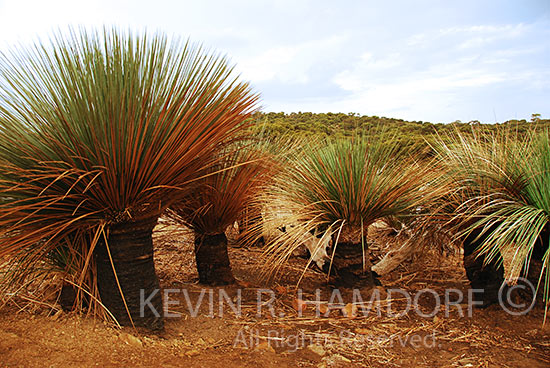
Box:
1;226;549;367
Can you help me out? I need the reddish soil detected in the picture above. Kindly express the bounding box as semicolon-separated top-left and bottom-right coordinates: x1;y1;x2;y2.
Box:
0;224;549;367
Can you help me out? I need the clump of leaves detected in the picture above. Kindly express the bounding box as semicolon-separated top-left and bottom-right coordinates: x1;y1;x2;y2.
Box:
434;127;550;320
0;27;258;328
259;133;438;280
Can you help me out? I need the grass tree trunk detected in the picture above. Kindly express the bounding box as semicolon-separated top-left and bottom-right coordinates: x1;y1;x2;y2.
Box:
522;225;549;305
331;233;379;288
96;218;164;330
195;232;236;285
533;225;549;262
59;283;89;312
462;227;505;308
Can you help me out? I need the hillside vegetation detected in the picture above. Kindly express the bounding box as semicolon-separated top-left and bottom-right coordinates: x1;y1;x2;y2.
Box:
251;112;550;157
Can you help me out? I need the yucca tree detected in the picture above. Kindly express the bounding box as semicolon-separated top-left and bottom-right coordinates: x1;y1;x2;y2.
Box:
165;145;271;285
0;28;258;329
434;128;550;311
261;135;435;286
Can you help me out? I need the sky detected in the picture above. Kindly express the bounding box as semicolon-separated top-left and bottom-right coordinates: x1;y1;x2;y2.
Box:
0;0;548;123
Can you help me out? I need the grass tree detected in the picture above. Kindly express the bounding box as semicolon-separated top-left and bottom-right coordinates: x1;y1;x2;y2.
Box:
0;28;258;330
165;146;270;285
434;128;550;311
261;135;435;287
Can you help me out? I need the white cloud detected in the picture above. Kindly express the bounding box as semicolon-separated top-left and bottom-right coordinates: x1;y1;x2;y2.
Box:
235;35;349;84
333;52;403;92
0;0;131;46
406;23;529;50
236;45;301;83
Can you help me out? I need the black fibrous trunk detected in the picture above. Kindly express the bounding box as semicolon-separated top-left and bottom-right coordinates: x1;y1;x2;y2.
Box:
462;227;505;308
195;232;236;285
58;283;90;312
330;236;380;288
95;217;163;330
464;224;550;308
533;224;549;262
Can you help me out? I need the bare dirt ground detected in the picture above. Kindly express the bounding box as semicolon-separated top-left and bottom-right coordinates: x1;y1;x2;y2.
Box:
0;224;549;367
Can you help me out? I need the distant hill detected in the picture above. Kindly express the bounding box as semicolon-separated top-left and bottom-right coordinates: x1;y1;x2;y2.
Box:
251;112;550;157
